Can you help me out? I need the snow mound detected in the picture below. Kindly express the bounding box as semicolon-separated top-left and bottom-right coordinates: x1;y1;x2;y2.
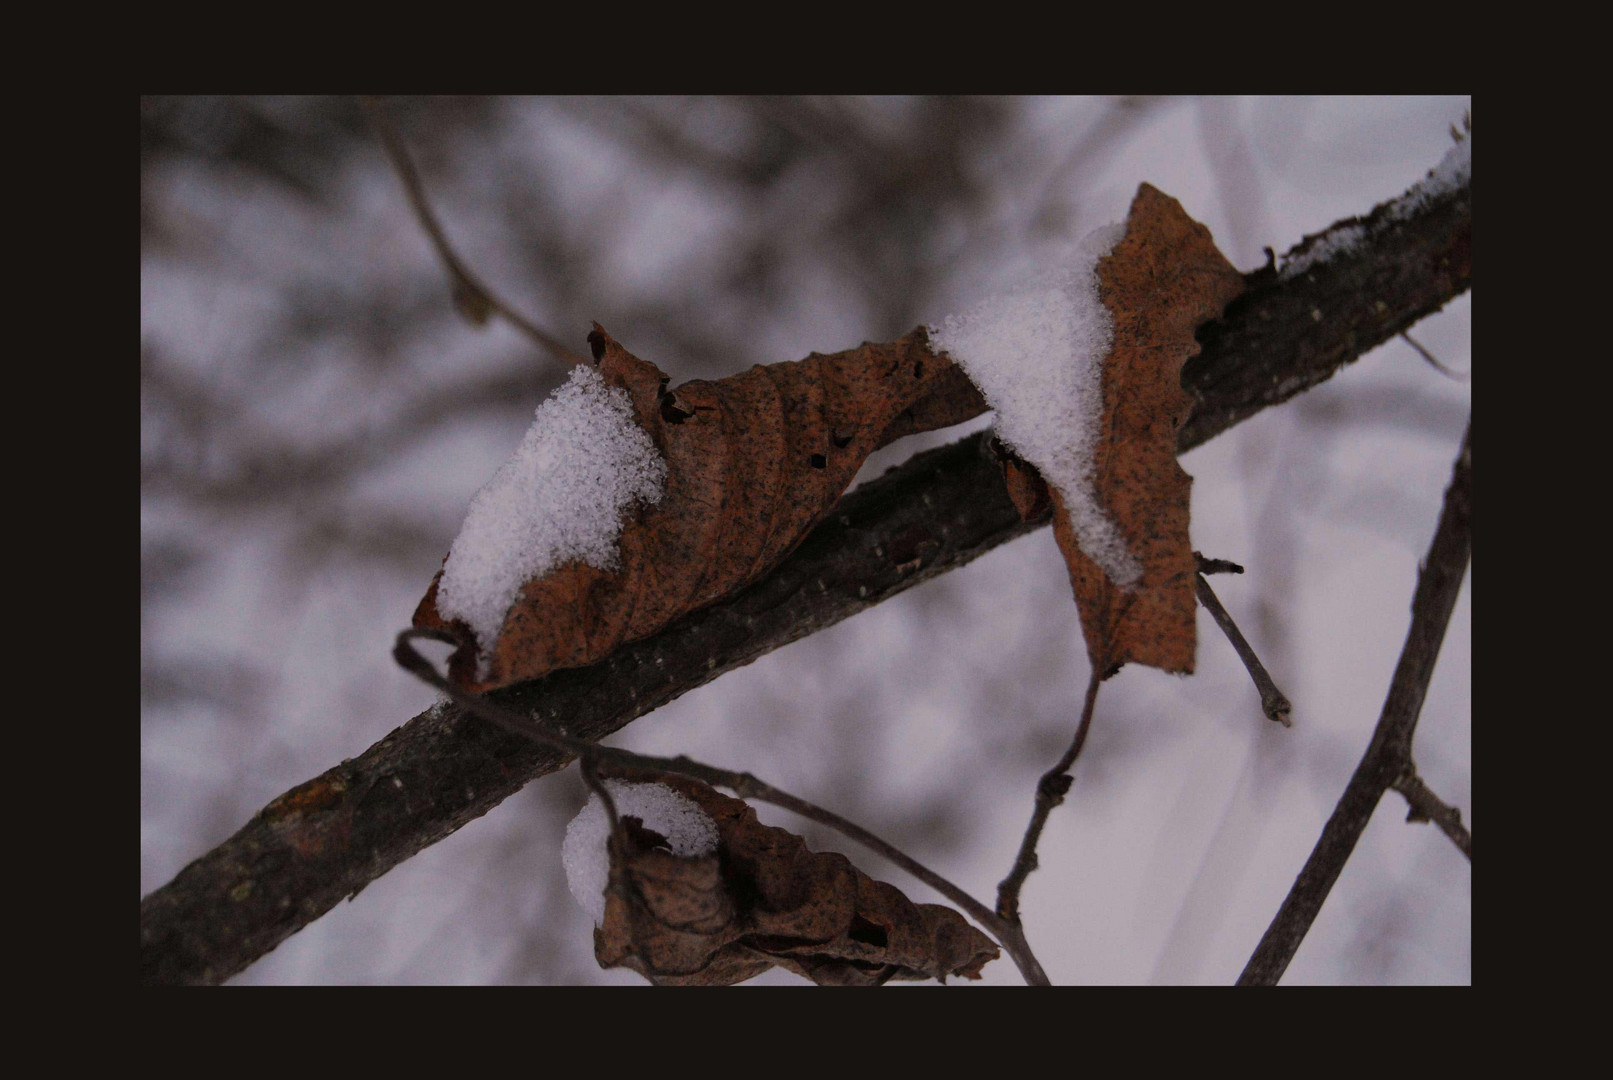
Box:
435;364;666;675
929;222;1143;588
562;780;720;927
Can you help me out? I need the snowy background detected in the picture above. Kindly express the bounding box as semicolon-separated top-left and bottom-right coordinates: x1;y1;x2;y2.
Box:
140;96;1471;985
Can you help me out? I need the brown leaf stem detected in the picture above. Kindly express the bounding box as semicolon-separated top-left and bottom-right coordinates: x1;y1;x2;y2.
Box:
140;167;1470;985
359;96;587;366
1194;570;1293;726
1238;420;1470;985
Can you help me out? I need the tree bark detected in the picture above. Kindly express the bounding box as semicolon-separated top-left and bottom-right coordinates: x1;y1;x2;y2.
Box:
141;176;1470;985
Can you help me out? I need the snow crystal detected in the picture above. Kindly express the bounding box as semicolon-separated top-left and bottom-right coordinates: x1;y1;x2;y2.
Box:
562;780;720;927
928;222;1144;589
435;364;667;675
1281;127;1470;280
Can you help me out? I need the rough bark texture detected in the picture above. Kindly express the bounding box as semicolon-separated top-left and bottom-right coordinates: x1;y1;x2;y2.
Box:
140;177;1470;985
1180;182;1470;450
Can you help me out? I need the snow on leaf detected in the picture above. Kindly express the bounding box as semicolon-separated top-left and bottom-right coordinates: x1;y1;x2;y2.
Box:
1062;184;1244;674
933;184;1244;675
562;780;720;927
413;324;983;691
931;220;1139;589
586;774;999;986
432;364;667;679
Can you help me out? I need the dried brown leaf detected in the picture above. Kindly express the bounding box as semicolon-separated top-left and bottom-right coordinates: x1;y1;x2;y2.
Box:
1042;184;1245;675
414;327;984;691
593;775;999;986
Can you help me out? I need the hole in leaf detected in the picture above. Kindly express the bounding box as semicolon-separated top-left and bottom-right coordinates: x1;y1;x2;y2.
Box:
587;330;607;362
912;360;924;379
831;429;854;449
809;453;827;469
847;914;889;948
661;394;693;424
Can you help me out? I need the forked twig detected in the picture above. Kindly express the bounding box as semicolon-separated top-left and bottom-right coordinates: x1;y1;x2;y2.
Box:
995;667;1102;927
359;96;588;366
393;627;1050;985
1239;420;1470;985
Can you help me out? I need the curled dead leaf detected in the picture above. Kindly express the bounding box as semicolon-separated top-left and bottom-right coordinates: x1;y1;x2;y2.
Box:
1003;184;1245;675
592;774;999;986
415;327;984;691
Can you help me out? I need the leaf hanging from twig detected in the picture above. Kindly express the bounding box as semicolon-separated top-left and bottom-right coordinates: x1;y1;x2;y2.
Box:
996;184;1245;675
592;774;999;985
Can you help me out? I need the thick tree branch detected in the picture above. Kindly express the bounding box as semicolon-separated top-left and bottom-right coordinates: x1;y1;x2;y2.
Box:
141;173;1470;985
1238;420;1470;986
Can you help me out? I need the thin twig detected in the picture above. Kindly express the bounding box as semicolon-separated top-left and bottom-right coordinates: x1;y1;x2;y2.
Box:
1392;768;1472;859
578;753;620;832
358;96;588;366
394;627;1050;985
1194;569;1293;726
1238;420;1470;985
1402;331;1468;381
995;667;1102;926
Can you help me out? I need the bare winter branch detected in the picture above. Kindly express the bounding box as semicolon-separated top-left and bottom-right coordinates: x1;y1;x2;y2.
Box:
995;668;1102;926
1238;419;1470;986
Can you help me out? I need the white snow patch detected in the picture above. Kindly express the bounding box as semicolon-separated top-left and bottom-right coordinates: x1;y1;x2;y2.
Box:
929;223;1144;589
1279;223;1366;280
435;364;666;675
1282;127;1470;280
1385;128;1471;222
562;780;720;927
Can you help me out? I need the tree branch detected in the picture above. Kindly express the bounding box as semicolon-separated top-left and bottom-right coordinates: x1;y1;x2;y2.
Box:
995;668;1102;925
1237;419;1470;986
359;96;588;367
1392;770;1472;859
141;171;1471;985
